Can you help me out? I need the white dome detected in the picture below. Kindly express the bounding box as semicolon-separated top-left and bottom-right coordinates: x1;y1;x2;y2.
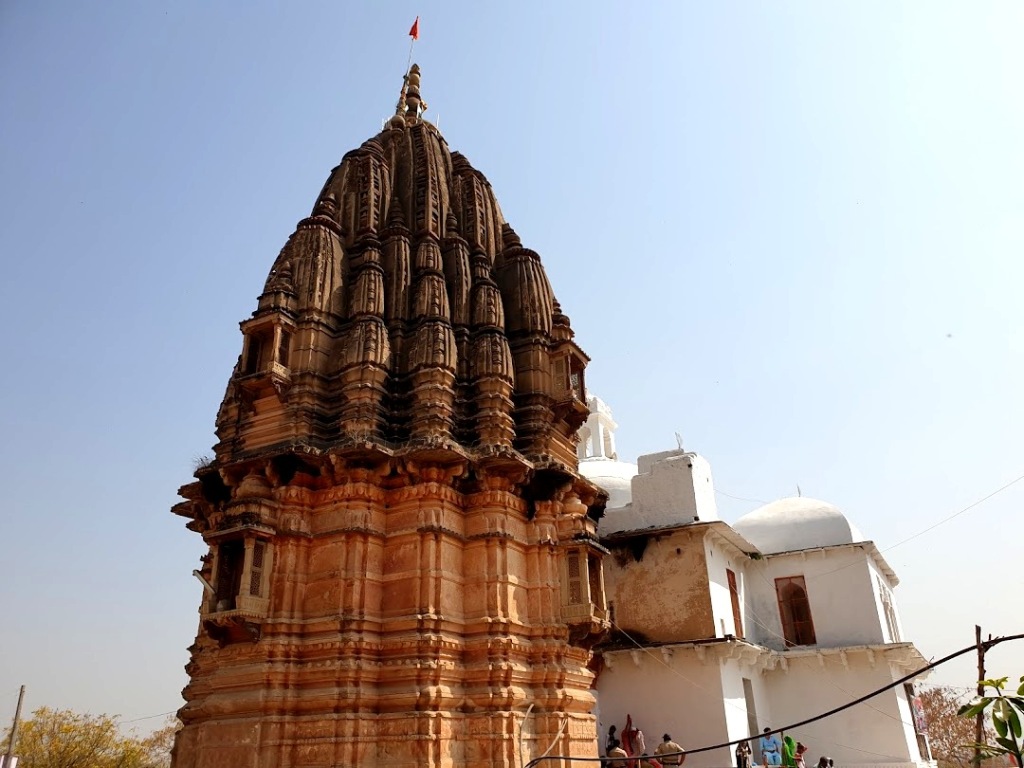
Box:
579;457;638;509
733;497;865;555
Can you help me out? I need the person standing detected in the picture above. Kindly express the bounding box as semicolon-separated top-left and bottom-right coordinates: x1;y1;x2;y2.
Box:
736;740;753;768
794;742;809;768
623;716;646;757
760;728;782;766
783;735;796;767
654;734;685;766
607;726;619;755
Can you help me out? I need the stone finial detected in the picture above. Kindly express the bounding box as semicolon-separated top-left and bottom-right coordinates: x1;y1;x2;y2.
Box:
386;193;406;230
405;64;427;117
552;298;572;329
501;223;522;250
314;193;338;219
445;209;459;237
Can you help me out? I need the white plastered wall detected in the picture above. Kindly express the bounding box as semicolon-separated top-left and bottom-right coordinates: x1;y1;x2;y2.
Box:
705;532;748;638
745;545;886;650
762;654;925;768
867;558;906;644
720;659;773;742
597;647;733;768
633;452;718;522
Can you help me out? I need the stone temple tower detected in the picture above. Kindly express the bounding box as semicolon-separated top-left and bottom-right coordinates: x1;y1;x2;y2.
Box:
171;66;609;768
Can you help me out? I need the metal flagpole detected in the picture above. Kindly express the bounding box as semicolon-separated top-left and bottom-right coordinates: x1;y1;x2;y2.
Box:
405;16;419;76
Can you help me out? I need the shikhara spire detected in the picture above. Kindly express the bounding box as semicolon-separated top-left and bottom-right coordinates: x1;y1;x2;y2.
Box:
215;64;590;470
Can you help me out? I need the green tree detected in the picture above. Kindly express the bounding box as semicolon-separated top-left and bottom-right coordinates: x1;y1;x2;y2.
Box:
3;707;170;768
959;676;1024;768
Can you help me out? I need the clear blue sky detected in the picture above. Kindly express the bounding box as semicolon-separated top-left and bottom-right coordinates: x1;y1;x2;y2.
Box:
2;1;1021;733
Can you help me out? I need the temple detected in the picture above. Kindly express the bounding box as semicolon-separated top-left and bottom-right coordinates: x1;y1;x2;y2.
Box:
171;66;609;768
580;397;936;768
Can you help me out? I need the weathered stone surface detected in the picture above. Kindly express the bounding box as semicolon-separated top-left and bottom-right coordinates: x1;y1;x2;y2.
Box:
172;67;608;768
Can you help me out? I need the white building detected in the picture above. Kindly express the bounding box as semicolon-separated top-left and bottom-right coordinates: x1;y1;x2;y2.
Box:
580;396;934;768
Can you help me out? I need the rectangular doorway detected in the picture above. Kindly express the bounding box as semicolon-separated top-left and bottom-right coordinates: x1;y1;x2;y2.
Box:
742;677;758;739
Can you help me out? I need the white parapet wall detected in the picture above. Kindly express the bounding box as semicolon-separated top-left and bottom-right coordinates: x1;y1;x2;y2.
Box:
634;451;718;524
601;451;719;534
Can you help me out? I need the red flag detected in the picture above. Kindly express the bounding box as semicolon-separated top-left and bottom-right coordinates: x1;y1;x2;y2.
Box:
408;16;419;40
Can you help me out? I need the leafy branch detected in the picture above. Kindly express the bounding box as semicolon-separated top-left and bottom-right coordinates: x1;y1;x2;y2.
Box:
958;676;1024;767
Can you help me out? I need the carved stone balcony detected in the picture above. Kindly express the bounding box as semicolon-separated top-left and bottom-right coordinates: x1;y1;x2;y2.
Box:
553;393;590;432
236;364;291;402
201;596;269;644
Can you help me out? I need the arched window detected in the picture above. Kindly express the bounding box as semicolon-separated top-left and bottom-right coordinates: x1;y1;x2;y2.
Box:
775;575;816;646
577;425;593;460
602;428;615;460
879;578;901;642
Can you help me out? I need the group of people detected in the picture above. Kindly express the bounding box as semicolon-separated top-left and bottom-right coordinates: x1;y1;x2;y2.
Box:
603;720;833;768
605;722;685;768
744;727;831;768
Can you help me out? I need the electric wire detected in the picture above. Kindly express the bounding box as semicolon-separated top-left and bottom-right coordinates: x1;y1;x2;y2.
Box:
688;625;989;752
740;607;917;733
740;561;919;733
715;488;771;505
717;468;1024;583
610;612;911;760
524;633;1024;768
880;470;1024;553
120;710;178;724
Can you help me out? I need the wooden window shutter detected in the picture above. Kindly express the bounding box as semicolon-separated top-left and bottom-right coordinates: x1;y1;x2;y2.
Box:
553;356;569;397
277;330;291;367
249;541;265;597
775;575;816;646
566;550;583;604
727;569;744;638
588;553;602;608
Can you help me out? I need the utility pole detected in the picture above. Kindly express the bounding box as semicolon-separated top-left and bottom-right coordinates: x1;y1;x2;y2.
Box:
973;626;986;768
3;685;25;768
